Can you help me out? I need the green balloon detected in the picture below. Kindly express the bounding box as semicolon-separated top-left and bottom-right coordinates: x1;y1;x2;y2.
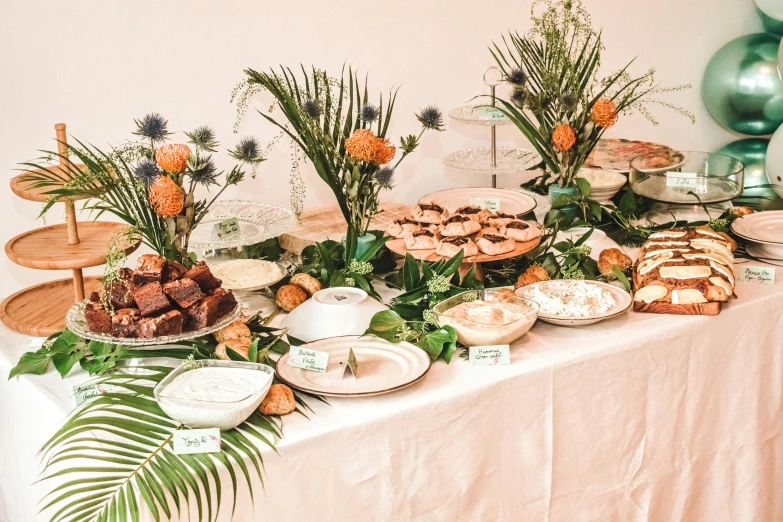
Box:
702;33;783;135
757;7;783;36
717;138;780;200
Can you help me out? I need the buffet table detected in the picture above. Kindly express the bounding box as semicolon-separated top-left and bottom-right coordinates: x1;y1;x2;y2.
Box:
2;268;782;522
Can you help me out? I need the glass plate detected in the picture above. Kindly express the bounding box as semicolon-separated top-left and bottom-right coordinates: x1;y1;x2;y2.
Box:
66;300;242;347
190;200;296;249
444;147;540;175
448;106;512;126
208;259;287;292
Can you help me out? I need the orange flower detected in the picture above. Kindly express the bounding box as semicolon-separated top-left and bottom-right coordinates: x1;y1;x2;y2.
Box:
155;143;191;174
345;129;396;165
149;176;184;217
374;138;396;165
591;98;618;128
552;124;576;152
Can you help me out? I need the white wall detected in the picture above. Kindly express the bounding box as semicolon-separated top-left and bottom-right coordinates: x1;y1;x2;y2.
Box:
0;0;761;298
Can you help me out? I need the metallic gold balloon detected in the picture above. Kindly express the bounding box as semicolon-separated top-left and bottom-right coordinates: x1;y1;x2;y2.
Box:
717;138;779;200
702;33;783;135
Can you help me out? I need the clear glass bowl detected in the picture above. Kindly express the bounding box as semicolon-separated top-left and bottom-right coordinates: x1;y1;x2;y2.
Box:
433;289;539;347
154;359;274;430
629;151;743;204
189;200;296;250
443;147;541;175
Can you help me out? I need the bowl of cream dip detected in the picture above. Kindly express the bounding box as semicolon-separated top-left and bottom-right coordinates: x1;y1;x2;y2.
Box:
154;360;274;430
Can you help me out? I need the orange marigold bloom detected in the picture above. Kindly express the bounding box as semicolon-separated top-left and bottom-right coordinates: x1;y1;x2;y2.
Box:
149;176;184;217
552;124;576;152
374;138;396;165
155;143;192;174
591;98;619;128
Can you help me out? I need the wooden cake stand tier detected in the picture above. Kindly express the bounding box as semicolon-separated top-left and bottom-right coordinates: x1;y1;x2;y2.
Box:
386;236;541;264
5;222;138;270
10;164;89;202
0;276;103;336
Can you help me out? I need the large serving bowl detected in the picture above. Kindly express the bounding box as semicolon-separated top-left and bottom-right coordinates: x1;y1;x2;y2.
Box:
433;289;539;347
629;151;743;204
281;287;388;343
154;359;274;431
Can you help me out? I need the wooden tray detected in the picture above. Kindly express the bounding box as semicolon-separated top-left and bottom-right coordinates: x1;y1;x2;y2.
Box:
0;276;103;336
10;164;89;202
386;236;540;263
5;222;138;270
632;301;721;316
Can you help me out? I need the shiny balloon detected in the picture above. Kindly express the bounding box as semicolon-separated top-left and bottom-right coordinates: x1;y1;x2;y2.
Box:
766;125;783;200
757;6;783;36
717;138;779;200
756;0;783;25
702;33;783;135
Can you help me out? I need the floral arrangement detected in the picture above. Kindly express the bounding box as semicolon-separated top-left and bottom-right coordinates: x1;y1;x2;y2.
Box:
23;114;264;267
489;0;693;190
234;66;444;250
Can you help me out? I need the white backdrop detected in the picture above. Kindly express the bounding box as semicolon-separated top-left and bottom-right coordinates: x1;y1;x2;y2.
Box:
0;0;761;298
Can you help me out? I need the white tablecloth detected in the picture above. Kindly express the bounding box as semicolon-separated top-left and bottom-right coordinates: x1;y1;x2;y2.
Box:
2;269;783;522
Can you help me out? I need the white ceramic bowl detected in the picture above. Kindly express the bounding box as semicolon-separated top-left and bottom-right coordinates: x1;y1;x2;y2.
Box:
577;168;627;203
281;287;388;343
154;360;274;431
515;280;632;326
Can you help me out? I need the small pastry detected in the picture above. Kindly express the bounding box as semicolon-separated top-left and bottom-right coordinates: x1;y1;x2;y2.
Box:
514;266;550;289
385;217;423;239
404;229;440;250
454;205;491;224
436;236;479;258
411;202;449;224
486;212;517;228
276;284;307;312
439;215;482;237
477;226;500;238
476;234;516;256
214;320;252;345
499;220;542;242
731;206;754;216
493;288;518;302
597;248;633;277
260;384;297;415
289;273;322;297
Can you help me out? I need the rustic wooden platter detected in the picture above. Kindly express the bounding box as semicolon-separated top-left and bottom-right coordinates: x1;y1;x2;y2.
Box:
632;301;722;316
0;276;103;336
386;236;541;263
5;222;138;270
10;164;89;202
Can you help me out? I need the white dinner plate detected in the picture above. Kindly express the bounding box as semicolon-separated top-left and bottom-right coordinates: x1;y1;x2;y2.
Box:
275;336;432;397
747;242;783;261
731;211;783;245
419;187;537;216
515;280;632;326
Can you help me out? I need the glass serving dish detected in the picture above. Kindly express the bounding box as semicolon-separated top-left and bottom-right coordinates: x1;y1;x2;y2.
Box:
154;359;274;430
444;147;541;175
433;289;539;347
448;105;513;126
189;200;296;250
66;300;242;347
629;151;744;204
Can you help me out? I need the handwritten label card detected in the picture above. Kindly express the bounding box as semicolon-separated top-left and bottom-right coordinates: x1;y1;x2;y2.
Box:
739;266;776;285
469;197;502;211
288;346;329;373
665;172;698;189
342;348;359;379
213;217;241;241
173;429;221;454
73;383;119;406
476;107;507;120
469;345;511;366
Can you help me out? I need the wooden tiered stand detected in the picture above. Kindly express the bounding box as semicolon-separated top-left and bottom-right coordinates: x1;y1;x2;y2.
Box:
0;123;138;336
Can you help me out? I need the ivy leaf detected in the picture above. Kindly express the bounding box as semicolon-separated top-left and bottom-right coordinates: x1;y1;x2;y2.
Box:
52;344;87;378
8;351;51;379
365;310;406;335
416;326;458;362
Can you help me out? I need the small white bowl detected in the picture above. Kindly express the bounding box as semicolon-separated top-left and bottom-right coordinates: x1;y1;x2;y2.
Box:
577;168;627;203
281;287;388;343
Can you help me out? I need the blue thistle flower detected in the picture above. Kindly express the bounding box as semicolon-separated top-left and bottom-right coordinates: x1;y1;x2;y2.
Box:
132;113;170;143
189;154;219;185
361;104;380;123
374;166;395;189
510;88;527;108
416;105;445;131
302;99;322;119
229;137;264;164
185;125;218;151
507;68;528;86
134;157;160;184
560;93;577;110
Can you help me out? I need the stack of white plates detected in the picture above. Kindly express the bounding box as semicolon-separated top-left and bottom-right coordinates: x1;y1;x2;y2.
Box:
731;211;783;267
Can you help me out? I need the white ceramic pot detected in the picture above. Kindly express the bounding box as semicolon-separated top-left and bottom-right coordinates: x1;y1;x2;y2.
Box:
281;287;388;342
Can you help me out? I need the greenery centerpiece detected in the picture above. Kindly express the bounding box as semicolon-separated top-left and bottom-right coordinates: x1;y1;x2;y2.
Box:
489;0;693;196
22;113;264;267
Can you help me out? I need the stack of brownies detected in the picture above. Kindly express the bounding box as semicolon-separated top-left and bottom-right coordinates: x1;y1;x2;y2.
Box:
84;254;237;339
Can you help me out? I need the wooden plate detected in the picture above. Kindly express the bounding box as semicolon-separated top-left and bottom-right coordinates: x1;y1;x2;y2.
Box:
418;187;537;216
386;236;540;263
10;164;89;202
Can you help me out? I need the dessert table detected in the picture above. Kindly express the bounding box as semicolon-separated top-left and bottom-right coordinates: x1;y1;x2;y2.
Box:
1;265;782;522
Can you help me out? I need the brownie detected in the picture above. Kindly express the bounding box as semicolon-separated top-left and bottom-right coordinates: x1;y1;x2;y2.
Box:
84;300;111;334
111;308;140;338
108;268;135;309
184;297;219;331
138;310;183;338
132;282;172;317
209;288;238;318
163;278;203;308
183;261;222;293
132;254;167;287
163;261;187;283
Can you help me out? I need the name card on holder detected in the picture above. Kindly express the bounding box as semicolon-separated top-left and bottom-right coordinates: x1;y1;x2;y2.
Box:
173;429;221;454
476;107;507;120
665;172;698;188
213;217;241;240
469;197;501;211
342;347;359;379
469;345;511;366
288;346;329;373
739;266;776;285
73;383;119;406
